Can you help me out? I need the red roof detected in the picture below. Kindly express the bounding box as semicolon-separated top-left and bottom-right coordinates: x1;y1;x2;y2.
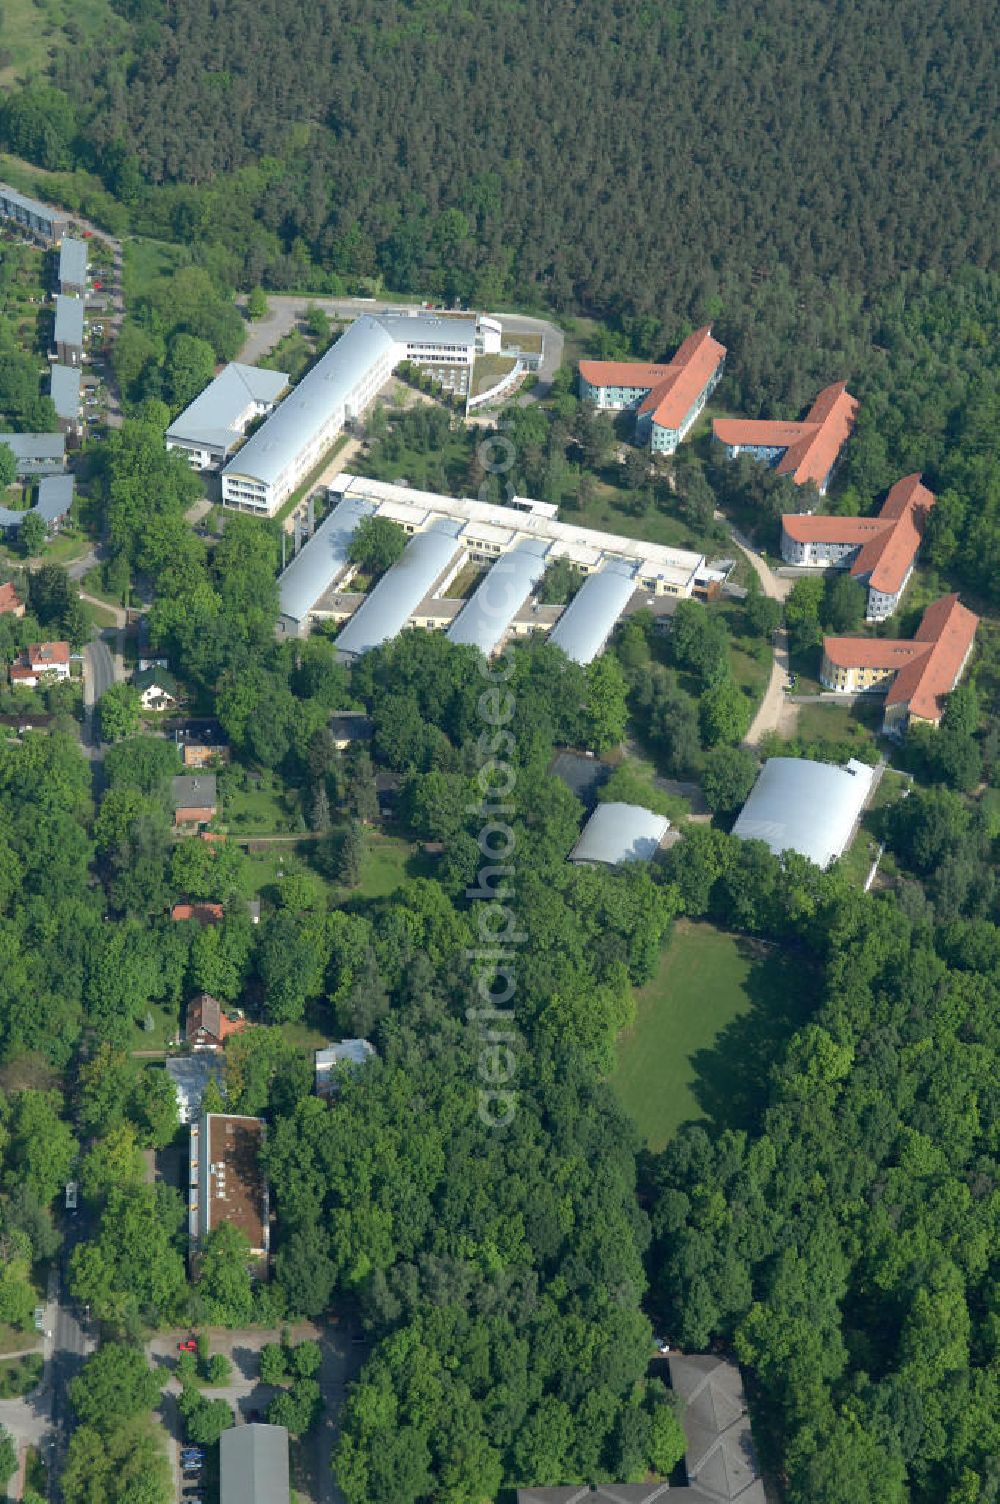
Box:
27;641;70;667
714;382;858;487
580;326;727;431
0;583;23;614
171;902;224;925
783;473;935;596
823;594;979;724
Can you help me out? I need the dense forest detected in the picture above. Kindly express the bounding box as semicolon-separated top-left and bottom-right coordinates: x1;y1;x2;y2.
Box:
0;0;993;347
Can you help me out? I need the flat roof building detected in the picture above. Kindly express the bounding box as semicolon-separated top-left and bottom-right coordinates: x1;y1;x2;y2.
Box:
732;756;876;868
782;473;935;620
0;183;68;244
315;1038;376;1097
0;432;65;476
166;363;290;471
221;313;480;515
58;237;88;296
220;1424;289;1504
334;521;464;660
821;592;979;734
580;326;727;454
189;1112;269;1272
54;294;85;366
569;802;671;864
448;537;550;655
714;381;858;494
548;560;639;664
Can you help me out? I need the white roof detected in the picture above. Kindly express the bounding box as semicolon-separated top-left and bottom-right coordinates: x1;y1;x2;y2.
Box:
732;757;876;869
277;494;375;622
448;537;550;654
315;1039;376;1070
377;311;477;347
548;561;638;664
334;521;463;659
166;363;288;453
331;474;704;590
569;802;670;864
54;294;84;348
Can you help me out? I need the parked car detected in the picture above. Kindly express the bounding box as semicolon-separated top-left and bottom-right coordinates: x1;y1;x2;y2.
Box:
177;1338;198;1352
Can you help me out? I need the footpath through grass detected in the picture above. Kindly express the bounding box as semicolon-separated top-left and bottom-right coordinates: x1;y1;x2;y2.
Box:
611;921;804;1149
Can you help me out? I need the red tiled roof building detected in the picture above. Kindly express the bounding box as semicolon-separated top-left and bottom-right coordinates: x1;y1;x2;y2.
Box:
579;327;727;454
781;473;936;620
713;381;858;494
820;594;979;735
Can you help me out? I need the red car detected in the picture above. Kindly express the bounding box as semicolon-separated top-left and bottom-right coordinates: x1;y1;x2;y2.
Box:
177;1338;198;1352
93;281;103;290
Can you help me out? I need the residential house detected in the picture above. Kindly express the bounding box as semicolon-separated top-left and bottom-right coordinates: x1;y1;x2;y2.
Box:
821;593;979;734
49;363;83;442
57;237;88;298
781;473;935;619
9;641;70;688
579;326;727;454
54;294;85;367
134;665;180;710
0;583;25;618
0;433;65;476
171;902;224;926
315;1039;376;1098
0;183;67;244
668;1352;767;1502
329;712;374;749
172;773;218;828
713;381;858;494
185;993;247;1048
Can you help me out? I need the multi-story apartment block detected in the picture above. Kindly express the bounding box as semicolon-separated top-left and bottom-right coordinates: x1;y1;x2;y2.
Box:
713;381;858;493
781;473;936;620
820;594;979;735
0;183;68;244
578;326;727;454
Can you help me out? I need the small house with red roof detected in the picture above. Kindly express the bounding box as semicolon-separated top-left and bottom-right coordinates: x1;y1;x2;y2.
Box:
185;993;248;1049
171;902;225;926
713;381;858;494
579;327;727;454
781;473;935;620
9;641;70;687
0;582;24;618
820;594;979;735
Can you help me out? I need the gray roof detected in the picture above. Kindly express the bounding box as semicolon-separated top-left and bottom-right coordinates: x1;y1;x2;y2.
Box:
316;1039;376;1070
569;801;670;864
334;521;463;659
165;1055;224;1125
49;363;81;421
220;1423;289;1504
548;559;639;664
58;237;87;288
669;1353;766;1503
171;773;217;810
278;494;376;623
377;311;478;349
223;316;396;488
166;362;289;453
54;294;85;349
0;432;65;477
731;755;875;869
0;183;64;231
35;474;74;524
447;537;549;654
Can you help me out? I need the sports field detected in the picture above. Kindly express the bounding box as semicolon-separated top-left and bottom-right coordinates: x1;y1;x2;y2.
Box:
611;921;801;1148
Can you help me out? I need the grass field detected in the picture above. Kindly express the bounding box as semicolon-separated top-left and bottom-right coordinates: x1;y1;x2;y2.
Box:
793;696;883;753
122;239;190;303
0;0;115;84
471;352;517;397
611;921;804;1147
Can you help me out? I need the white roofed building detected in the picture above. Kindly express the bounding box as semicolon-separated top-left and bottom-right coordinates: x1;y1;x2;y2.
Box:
166;363;290;470
732;756;876;869
569;803;670;865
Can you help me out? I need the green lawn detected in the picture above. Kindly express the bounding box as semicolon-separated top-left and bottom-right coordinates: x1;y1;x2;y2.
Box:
611;921;803;1147
0;0;116;84
793;696;883;754
123;238;190;302
223;780;301;834
471;352;518;397
354;831;427;899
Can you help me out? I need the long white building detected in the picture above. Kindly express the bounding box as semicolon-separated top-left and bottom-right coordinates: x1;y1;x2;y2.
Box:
221;312;479;516
278;473;715;659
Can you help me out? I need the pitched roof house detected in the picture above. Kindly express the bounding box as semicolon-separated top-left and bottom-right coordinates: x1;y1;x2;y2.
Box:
171;902;225;926
781;473;935;619
133;665;180;709
9;641;71;686
172;773;218;827
0;582;25;618
668;1353;766;1502
580;327;727;454
185;993;247;1049
821;593;979;734
714;381;858;493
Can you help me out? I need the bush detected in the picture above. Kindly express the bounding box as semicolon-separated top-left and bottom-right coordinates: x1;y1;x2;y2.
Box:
205;1352;232;1386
